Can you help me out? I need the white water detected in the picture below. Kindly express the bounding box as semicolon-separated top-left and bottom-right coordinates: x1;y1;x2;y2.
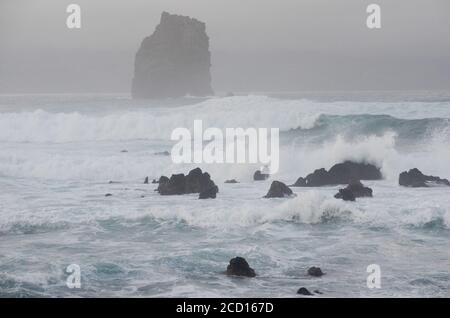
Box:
0;93;449;297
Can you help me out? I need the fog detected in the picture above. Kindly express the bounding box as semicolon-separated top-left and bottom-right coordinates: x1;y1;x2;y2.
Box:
1;0;449;93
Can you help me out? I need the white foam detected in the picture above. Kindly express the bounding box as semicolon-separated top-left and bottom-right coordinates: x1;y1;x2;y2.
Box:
0;96;319;143
1;95;448;143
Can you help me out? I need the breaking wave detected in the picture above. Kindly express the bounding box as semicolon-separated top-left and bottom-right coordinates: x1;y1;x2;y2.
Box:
0;95;449;143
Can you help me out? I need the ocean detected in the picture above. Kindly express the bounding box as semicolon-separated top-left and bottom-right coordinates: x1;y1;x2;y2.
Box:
0;92;449;297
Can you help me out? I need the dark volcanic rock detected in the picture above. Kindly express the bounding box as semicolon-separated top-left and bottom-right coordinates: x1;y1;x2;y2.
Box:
226;257;256;277
185;168;217;194
335;180;373;200
144;177;149;184
264;181;294;198
254;170;269;181
185;167;203;193
304;168;329;187
399;168;450;188
336;188;356;201
105;193;113;197
132;12;213;99
152;179;159;184
156;176;169;188
156;168;218;198
307;267;324;277
297;287;314;296
296;161;382;187
199;185;219;199
154;151;170;156
185;168;206;193
225;179;239;184
314;290;323;295
291;177;307;187
327;161;381;182
348;180;373;197
158;173;186;195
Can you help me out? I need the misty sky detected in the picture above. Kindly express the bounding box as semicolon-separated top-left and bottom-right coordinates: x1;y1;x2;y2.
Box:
1;0;449;93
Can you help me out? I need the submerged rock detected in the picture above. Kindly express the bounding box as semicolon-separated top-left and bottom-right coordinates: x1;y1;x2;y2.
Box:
225;179;239;184
105;193;113;197
295;161;382;187
153;151;171;156
264;181;294;198
151;179;159;184
307;267;325;277
226;257;256;277
132;12;213;99
254;170;269;181
314;290;323;294
399;168;450;188
297;287;314;296
335;180;373;201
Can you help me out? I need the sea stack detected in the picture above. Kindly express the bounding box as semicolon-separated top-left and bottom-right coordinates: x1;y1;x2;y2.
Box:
132;12;214;99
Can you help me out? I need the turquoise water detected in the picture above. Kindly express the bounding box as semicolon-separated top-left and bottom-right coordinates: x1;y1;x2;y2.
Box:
0;93;449;297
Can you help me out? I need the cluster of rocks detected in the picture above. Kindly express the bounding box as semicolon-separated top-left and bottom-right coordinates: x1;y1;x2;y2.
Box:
249;161;379;202
399;168;450;188
251;161;380;201
155;167;219;199
141;163;449;203
126;7;448;209
292;161;382;187
226;257;323;296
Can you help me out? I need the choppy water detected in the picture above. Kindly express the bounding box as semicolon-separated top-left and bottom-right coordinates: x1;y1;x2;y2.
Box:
0;92;449;297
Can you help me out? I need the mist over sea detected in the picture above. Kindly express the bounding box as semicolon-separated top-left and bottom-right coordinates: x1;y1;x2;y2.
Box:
0;92;449;297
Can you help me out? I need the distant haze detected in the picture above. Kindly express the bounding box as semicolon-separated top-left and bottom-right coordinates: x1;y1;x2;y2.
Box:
1;0;449;94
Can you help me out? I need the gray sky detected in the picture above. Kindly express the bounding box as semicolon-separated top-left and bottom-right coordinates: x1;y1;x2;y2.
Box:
1;0;449;93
